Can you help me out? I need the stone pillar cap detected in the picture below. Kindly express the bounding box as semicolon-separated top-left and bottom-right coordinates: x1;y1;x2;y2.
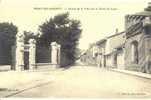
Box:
29;39;36;44
51;42;58;46
16;33;24;38
16;33;25;42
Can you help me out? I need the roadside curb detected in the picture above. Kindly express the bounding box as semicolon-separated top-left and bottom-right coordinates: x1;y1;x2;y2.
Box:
110;68;151;79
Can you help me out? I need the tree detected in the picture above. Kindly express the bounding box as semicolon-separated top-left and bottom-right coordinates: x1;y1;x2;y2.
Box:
0;22;18;46
0;22;18;64
23;31;39;44
145;6;151;11
39;13;82;67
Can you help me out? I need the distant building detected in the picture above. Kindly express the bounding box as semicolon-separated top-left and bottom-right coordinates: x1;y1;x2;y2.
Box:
80;43;98;66
81;3;151;74
105;31;126;69
96;39;106;68
81;31;126;69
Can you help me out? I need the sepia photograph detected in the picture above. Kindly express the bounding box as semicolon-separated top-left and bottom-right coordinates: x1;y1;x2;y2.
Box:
0;0;151;99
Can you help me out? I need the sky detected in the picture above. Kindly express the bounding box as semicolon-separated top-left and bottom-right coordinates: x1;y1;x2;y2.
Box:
0;0;150;50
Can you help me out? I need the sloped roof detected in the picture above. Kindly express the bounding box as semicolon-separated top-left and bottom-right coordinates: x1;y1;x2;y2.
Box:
107;31;125;39
96;39;106;45
134;10;151;16
132;4;151;16
105;32;126;55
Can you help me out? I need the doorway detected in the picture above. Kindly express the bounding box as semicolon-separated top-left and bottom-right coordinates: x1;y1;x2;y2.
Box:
113;54;117;67
24;51;29;70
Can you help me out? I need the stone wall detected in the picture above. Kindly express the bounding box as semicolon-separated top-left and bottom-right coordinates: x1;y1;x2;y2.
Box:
117;50;125;69
11;45;16;70
0;39;12;65
125;34;151;72
125;33;143;71
140;35;151;73
106;54;114;68
60;51;72;67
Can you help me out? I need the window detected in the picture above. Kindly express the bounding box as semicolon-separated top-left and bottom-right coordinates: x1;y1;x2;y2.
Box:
144;25;151;34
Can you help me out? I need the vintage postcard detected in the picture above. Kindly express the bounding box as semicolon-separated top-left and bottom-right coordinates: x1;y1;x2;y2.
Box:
0;0;151;99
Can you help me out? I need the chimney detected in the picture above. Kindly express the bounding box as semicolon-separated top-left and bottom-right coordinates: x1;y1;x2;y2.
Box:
115;28;118;34
148;2;151;7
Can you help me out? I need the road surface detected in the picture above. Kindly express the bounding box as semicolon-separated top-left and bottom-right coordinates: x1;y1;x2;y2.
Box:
8;66;151;98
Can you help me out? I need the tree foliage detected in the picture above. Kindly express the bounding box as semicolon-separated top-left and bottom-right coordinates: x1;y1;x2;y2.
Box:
38;13;82;66
23;31;39;44
0;22;18;64
0;22;18;46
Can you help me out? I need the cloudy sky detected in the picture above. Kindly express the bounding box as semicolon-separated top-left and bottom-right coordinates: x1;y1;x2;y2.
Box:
0;0;150;50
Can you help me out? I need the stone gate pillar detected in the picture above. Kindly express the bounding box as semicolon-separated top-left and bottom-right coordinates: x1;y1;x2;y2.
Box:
15;34;24;71
29;39;36;70
57;44;61;65
51;42;61;68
